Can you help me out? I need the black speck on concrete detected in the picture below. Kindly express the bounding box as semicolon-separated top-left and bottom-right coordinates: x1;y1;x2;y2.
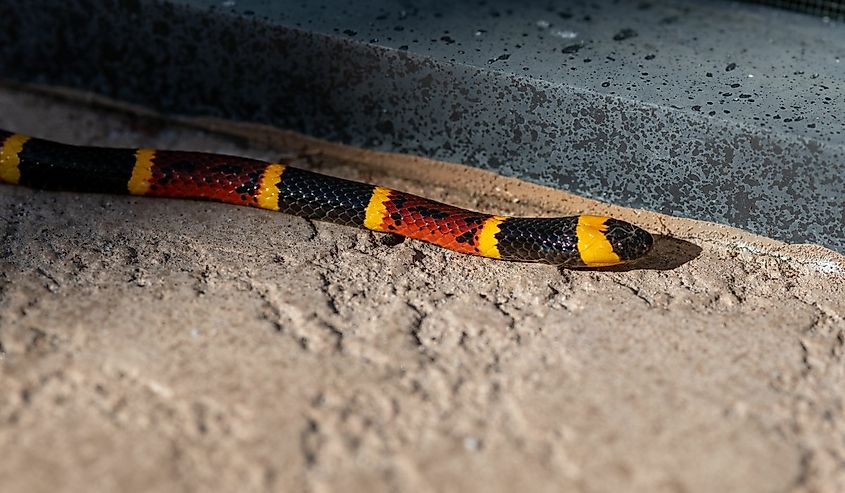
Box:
613;28;638;41
488;53;510;64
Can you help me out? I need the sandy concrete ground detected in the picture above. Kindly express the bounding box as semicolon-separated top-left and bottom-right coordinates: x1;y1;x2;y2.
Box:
0;84;843;493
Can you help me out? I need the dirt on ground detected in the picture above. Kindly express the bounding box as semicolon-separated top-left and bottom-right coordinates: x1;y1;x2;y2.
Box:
0;85;843;493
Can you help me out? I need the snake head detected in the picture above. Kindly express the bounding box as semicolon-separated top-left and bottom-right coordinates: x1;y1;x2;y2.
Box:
570;215;653;267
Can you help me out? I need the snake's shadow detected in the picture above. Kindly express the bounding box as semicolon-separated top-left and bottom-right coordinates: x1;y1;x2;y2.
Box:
561;235;702;273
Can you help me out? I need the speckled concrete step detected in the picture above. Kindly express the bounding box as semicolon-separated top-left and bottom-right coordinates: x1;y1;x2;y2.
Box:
0;0;842;252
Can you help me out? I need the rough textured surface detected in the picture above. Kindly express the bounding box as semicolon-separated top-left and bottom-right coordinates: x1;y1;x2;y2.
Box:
1;86;845;493
0;0;842;252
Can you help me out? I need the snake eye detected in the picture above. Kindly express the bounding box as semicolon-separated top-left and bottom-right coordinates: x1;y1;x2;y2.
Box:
604;218;653;261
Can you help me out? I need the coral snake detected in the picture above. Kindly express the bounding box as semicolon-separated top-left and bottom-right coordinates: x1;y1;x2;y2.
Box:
0;130;653;267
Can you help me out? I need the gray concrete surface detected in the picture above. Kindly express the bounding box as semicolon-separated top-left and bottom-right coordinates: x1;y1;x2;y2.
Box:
0;0;842;253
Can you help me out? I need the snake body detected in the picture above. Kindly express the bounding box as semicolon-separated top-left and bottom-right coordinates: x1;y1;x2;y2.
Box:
0;131;652;267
